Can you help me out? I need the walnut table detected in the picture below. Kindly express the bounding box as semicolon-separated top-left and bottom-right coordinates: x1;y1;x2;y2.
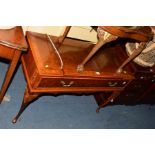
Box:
12;31;134;123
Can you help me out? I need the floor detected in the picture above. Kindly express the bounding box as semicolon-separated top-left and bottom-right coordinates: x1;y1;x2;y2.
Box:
0;61;155;129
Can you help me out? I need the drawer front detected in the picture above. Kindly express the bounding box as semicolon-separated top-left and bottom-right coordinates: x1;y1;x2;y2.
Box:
38;78;129;88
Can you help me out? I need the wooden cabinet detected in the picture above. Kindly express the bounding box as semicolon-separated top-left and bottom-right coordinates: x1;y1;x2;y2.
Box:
12;31;134;123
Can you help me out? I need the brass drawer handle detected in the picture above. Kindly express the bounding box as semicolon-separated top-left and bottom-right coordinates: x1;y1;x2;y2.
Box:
60;81;74;87
108;81;118;87
122;81;127;85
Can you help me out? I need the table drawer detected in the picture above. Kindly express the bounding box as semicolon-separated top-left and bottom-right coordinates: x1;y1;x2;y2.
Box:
37;78;129;88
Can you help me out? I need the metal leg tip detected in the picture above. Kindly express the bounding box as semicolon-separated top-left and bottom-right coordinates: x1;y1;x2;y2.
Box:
96;108;100;113
116;68;122;73
12;118;17;124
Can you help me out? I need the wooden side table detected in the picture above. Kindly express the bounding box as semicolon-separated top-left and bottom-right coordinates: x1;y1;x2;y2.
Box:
12;31;134;123
0;26;28;103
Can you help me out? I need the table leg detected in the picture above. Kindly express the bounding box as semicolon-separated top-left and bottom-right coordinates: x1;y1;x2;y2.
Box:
0;50;21;103
58;26;71;44
96;91;120;113
77;34;118;72
117;42;147;73
12;86;40;124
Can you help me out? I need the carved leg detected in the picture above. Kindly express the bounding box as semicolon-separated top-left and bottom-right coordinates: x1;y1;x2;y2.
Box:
0;50;21;103
96;91;120;113
77;34;118;72
12;86;40;124
117;42;147;73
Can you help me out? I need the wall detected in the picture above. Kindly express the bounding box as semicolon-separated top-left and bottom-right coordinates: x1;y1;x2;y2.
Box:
0;26;97;43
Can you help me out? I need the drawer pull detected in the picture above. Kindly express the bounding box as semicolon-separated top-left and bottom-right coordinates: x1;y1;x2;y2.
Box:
60;81;74;87
108;81;118;87
140;76;144;79
122;81;127;85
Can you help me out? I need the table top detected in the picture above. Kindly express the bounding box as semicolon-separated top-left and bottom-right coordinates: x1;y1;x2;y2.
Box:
25;31;134;80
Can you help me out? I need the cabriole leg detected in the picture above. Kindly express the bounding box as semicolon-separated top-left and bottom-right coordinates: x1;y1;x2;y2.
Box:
12;86;40;124
96;91;120;113
117;42;147;73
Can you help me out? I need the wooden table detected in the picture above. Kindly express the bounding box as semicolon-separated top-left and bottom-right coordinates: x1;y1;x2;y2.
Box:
0;27;27;103
12;31;134;123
